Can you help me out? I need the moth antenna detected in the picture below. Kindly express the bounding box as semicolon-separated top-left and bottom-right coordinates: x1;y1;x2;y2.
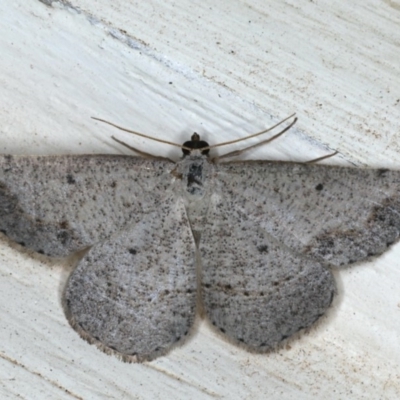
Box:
305;151;339;164
111;136;175;162
216;116;297;160
92;117;192;151
201;113;296;152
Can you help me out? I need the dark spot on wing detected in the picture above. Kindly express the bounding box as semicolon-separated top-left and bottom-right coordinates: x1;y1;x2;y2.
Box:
0;183;18;214
59;220;69;229
368;197;400;228
257;245;269;253
306;196;400;264
377;169;389;177
315;183;324;191
66;174;76;184
57;230;70;245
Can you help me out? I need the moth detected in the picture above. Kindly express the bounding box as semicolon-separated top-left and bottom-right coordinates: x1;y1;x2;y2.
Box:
1;116;399;362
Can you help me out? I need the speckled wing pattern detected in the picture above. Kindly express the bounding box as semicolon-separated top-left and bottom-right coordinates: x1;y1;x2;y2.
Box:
0;155;197;361
200;161;400;349
64;196;197;362
1;153;400;361
0;155;177;257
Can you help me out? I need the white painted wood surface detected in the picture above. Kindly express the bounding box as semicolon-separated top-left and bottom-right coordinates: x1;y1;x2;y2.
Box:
1;1;400;398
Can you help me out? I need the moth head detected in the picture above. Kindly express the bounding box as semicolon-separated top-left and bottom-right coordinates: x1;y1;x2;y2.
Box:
182;133;210;157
